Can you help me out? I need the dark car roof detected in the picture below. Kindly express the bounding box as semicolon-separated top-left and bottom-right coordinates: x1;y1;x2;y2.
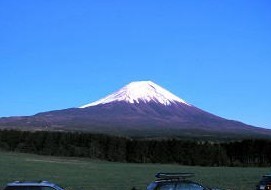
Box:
149;173;211;190
7;181;56;187
5;181;64;190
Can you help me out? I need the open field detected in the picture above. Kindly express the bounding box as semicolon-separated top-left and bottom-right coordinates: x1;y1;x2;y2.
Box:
0;151;270;190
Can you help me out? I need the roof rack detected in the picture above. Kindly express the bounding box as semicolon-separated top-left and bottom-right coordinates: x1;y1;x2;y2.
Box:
11;181;50;184
155;172;195;179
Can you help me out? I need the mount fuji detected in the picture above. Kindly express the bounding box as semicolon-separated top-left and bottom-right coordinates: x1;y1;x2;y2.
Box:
0;81;270;139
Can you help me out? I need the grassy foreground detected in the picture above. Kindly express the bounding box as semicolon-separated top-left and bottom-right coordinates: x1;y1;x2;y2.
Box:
0;151;269;190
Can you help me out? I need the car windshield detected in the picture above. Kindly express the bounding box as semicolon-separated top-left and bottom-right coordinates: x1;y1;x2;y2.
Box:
262;176;271;182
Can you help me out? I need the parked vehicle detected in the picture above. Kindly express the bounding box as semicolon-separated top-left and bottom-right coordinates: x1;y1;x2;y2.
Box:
256;174;271;190
3;181;64;190
147;173;222;190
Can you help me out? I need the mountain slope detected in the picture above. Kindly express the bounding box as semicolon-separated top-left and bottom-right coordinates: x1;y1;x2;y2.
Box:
0;81;270;139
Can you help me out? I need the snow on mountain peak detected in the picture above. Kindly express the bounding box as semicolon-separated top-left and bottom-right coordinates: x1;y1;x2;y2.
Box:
80;81;190;108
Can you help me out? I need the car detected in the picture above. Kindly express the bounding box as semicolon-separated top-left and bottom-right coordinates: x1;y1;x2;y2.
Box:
256;174;271;190
146;172;222;190
3;181;65;190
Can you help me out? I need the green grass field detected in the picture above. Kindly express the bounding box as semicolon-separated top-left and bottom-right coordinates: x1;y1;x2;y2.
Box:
0;151;269;190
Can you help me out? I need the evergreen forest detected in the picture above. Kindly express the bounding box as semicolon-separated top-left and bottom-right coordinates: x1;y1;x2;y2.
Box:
0;130;271;167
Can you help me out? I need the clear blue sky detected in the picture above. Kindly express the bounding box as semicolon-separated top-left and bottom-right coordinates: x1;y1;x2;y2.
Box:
0;1;270;129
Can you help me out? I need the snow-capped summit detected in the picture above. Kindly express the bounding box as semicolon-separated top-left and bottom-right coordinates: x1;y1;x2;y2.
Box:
80;81;190;108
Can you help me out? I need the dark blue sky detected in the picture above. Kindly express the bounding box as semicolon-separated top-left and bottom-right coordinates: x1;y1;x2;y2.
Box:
0;1;270;129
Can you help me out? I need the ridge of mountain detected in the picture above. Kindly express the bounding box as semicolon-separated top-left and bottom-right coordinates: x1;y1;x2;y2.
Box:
0;81;270;139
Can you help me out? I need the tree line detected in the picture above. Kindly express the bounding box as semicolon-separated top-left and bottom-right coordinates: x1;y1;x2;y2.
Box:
0;130;271;166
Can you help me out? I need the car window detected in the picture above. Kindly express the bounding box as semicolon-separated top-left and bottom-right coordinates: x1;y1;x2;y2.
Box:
157;183;175;190
4;186;28;190
176;182;205;190
4;186;42;190
41;187;56;190
28;187;42;190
